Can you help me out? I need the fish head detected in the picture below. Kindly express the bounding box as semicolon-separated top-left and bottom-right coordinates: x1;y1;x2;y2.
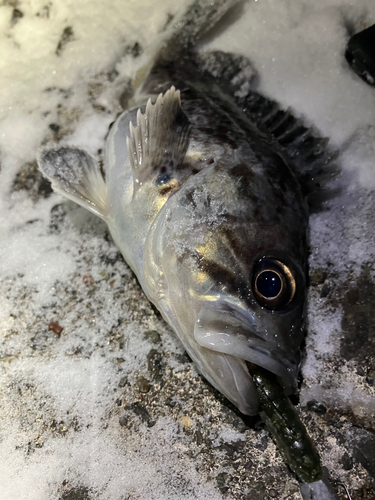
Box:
191;229;306;389
193;248;307;389
150;159;308;410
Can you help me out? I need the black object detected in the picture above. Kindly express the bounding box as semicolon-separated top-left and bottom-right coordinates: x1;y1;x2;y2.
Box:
345;24;375;86
247;363;340;499
247;363;322;484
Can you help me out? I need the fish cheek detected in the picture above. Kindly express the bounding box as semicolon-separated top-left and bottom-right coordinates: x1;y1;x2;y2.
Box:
252;296;306;355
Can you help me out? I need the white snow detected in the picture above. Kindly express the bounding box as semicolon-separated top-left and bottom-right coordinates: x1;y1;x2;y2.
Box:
1;0;375;498
207;0;375;186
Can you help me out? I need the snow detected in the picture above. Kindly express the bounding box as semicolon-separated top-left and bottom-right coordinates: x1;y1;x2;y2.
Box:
0;0;375;498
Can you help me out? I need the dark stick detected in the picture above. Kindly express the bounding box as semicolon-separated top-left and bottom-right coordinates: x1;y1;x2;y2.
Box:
247;363;340;500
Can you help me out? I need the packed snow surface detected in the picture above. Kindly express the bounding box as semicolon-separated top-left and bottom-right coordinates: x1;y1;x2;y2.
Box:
0;0;374;499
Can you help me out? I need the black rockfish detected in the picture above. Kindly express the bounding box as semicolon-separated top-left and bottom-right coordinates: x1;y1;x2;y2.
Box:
38;0;333;416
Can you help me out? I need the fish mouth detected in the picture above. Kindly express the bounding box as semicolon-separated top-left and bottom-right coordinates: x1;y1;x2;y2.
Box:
194;306;299;390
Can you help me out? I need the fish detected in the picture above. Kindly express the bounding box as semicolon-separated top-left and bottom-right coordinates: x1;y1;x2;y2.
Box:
38;0;333;416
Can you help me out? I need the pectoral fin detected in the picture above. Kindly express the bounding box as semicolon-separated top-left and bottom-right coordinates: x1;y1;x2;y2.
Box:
126;86;190;194
38;146;108;219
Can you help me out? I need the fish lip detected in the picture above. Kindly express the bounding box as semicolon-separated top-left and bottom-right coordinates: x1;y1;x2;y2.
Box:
195;304;299;388
229;309;300;386
202;331;298;387
242;344;298;388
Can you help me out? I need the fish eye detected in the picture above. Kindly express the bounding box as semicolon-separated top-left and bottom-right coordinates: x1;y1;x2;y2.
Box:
252;258;296;310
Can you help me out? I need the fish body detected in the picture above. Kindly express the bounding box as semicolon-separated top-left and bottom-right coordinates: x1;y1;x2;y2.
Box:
106;66;309;415
39;54;311;415
38;5;332;415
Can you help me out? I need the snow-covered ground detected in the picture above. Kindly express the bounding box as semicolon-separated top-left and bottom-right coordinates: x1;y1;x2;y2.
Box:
0;1;374;499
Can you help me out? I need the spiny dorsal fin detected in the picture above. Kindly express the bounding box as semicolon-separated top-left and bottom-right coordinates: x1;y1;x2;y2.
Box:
37;146;108;219
126;86;190;194
185;50;339;210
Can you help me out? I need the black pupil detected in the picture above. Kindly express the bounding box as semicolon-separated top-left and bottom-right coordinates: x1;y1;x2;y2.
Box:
256;271;282;299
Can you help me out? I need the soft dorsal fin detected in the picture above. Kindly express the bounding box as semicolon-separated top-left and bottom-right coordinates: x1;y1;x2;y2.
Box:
37;146;108;219
126;86;190;194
